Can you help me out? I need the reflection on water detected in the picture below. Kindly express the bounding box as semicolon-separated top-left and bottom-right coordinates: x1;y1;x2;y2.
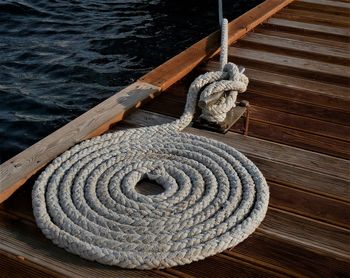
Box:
0;0;262;162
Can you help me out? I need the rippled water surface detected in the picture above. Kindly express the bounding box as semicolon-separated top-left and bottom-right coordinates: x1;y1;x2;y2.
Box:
0;0;262;162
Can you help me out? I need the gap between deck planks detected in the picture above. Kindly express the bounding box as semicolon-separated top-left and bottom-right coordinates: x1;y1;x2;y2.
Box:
0;0;296;204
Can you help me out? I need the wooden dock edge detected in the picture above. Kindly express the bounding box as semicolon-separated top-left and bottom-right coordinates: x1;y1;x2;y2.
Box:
0;0;295;203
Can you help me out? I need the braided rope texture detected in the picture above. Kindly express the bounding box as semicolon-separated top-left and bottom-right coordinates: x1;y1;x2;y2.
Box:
32;63;269;269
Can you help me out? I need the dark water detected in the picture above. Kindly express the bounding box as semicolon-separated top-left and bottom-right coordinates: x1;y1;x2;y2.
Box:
0;0;262;163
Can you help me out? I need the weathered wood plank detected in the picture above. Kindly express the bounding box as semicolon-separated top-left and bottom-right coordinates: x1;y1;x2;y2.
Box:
264;18;350;42
0;249;61;278
232;120;350;159
254;27;350;48
277;8;350;27
260;208;350;259
0;82;160;203
268;182;350;228
248;106;350;141
139;0;295;90
290;0;350;17
240;91;350;127
228;47;350;86
251;156;350;202
0;212;172;278
226;232;350;278
238;32;350;65
172;254;287;278
297;0;350;10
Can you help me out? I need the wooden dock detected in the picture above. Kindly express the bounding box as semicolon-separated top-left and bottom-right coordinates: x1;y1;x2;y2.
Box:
1;0;349;277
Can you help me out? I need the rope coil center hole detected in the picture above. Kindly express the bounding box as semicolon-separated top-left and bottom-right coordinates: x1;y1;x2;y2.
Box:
135;178;165;195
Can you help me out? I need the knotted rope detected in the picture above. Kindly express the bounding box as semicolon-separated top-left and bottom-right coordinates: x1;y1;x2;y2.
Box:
32;1;268;270
199;1;248;123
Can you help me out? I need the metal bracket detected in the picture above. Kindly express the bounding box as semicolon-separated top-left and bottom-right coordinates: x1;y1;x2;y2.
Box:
193;101;250;134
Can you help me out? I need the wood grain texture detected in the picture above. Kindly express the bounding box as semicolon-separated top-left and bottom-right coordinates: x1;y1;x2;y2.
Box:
276;8;350;27
260;208;350;260
268;182;350;229
0;82;160;203
232;120;350;159
263;18;350;42
247;106;350;141
2;0;350;276
0;212;170;278
228;47;350;86
0;249;61;278
139;0;296;90
255;26;350;48
290;0;350;17
226;232;350;278
298;0;350;9
171;254;287;278
238;32;350;65
238;91;350;126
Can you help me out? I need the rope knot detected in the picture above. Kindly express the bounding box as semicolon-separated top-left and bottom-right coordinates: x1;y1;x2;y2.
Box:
198;62;249;123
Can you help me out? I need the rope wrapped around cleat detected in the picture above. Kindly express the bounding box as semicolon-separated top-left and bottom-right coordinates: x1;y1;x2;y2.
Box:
32;62;269;269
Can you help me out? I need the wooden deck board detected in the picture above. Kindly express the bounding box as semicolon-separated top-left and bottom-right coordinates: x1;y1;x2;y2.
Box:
0;212;172;278
1;0;350;276
263;18;350;42
226;232;350;278
238;32;350;65
277;8;350;27
290;0;350;17
228;47;350;85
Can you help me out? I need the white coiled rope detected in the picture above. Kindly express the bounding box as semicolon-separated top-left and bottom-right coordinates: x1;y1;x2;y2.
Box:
32;2;269;270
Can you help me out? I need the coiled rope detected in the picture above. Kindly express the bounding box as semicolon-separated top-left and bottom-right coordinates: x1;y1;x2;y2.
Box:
32;1;269;270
